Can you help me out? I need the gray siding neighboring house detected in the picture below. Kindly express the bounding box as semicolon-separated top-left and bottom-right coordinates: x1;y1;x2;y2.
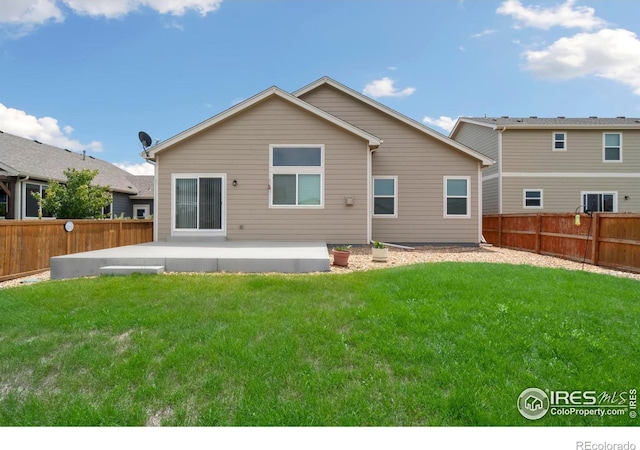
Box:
450;117;640;214
0;131;154;219
144;77;493;245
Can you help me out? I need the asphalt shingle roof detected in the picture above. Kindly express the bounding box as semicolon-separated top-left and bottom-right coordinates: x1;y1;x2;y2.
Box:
0;131;149;195
463;116;640;126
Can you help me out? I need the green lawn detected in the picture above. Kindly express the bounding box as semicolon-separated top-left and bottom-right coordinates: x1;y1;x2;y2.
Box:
0;263;638;426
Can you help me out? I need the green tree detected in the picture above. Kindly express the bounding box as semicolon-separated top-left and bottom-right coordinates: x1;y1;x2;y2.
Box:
32;168;112;219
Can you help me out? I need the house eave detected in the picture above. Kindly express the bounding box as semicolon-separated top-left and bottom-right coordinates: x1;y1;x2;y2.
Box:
295;77;494;167
144;86;382;161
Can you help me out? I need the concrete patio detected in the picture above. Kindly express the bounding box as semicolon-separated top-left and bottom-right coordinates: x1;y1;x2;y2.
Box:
50;241;331;280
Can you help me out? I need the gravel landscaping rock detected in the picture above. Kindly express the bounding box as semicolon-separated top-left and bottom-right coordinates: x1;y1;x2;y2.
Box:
1;245;638;289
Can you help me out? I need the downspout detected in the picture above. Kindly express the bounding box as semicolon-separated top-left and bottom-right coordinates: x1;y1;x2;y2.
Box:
367;146;372;244
498;127;506;214
16;176;29;220
478;162;483;243
152;157;158;242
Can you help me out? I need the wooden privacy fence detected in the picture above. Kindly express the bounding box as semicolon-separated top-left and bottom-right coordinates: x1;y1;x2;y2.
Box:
0;219;154;281
483;213;640;273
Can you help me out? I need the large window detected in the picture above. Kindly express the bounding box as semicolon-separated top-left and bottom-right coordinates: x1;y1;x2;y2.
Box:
373;176;397;217
582;192;617;213
553;132;566;151
444;177;470;218
523;189;543;209
270;145;323;208
25;183;52;218
173;175;224;232
603;133;622;162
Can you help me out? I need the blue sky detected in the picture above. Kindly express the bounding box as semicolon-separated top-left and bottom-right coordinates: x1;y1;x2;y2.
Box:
1;0;639;175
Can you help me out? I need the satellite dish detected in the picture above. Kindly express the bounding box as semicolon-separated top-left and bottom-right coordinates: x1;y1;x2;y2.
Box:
138;131;153;149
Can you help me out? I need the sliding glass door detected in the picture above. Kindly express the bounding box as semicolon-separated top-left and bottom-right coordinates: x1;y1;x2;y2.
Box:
174;175;224;233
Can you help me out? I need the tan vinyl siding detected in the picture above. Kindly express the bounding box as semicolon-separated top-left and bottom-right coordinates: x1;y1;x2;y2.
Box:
502;177;640;213
452;122;499;176
156;96;369;243
482;177;499;214
502;129;640;173
301;85;480;244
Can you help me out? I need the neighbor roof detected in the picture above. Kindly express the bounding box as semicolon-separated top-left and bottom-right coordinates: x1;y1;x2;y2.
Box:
452;116;640;134
143;85;383;160
128;175;154;199
0;131;140;194
294;77;494;167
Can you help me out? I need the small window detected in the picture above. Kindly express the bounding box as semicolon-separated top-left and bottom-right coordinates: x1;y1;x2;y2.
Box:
270;145;324;208
444;177;470;218
373;176;397;217
524;189;543;209
603;133;622;162
553;132;566;151
582;192;617;213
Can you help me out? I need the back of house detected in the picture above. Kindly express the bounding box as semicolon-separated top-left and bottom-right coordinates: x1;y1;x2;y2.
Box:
144;77;492;245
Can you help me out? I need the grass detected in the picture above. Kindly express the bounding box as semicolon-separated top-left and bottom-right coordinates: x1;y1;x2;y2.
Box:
0;263;638;426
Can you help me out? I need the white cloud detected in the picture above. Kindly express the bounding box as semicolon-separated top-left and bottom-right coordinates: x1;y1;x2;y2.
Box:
114;162;155;175
471;29;497;38
0;0;63;24
497;0;606;30
423;116;457;133
363;77;415;98
525;28;640;95
0;103;103;152
63;0;222;18
0;0;222;32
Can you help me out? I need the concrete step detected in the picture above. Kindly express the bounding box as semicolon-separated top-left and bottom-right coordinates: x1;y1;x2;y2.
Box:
99;265;165;276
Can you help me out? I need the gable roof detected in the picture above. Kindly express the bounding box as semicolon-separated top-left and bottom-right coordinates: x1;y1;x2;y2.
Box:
143;86;383;160
294;77;494;167
0;131;141;194
452;116;640;135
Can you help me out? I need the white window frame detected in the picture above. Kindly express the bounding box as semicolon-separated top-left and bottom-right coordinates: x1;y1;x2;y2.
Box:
552;131;567;151
523;189;543;209
23;181;51;219
581;191;618;213
102;201;113;219
443;176;471;218
133;204;150;219
269;144;324;209
171;173;226;237
372;176;398;218
603;132;622;163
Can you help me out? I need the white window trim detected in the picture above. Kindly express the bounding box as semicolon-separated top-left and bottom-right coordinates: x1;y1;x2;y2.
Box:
552;131;567;152
443;176;471;219
581;191;618;213
269;144;324;209
102;201;113;219
171;173;226;237
603;132;623;163
23;181;51;219
372;176;398;218
523;189;543;209
134;204;150;219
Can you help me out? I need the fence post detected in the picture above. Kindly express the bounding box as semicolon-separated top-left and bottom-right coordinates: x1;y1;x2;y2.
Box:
535;214;542;254
118;220;123;247
591;213;600;266
498;215;503;247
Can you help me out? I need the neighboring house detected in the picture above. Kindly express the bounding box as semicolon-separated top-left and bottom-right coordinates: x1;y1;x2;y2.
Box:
143;77;493;245
0;131;154;219
450;117;640;214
